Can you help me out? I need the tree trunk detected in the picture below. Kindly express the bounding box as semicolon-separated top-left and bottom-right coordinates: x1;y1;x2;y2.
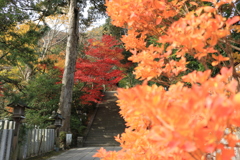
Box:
58;0;79;133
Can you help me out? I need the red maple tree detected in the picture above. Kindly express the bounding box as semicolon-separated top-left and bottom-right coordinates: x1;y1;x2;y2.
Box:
74;35;125;104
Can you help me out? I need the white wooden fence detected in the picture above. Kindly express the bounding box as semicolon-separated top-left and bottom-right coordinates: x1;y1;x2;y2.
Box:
0;120;55;160
0;120;15;160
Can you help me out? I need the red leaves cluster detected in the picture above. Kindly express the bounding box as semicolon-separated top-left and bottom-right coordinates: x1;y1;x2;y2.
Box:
75;58;123;103
74;35;124;104
85;35;124;63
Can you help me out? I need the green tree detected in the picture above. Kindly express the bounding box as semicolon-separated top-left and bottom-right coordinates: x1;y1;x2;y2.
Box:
0;0;60;101
102;17;127;40
22;67;62;128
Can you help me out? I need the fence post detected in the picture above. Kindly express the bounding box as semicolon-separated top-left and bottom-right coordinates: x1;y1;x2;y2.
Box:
41;129;46;153
11;119;22;160
51;129;55;150
38;129;43;154
35;128;39;156
27;129;32;158
31;128;36;156
47;129;50;152
5;121;14;160
0;120;7;160
44;129;48;152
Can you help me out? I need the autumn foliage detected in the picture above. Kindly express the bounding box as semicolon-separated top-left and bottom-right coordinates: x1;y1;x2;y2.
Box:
94;0;240;159
75;35;124;104
85;35;124;62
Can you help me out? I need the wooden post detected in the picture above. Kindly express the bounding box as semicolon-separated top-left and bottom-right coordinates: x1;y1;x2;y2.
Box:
10;119;21;160
38;134;43;155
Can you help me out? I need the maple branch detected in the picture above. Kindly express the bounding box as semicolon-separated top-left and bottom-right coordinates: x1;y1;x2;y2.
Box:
197;149;205;159
222;61;229;67
227;39;240;45
219;39;240;51
218;40;228;53
233;2;240;15
199;57;209;70
156;78;170;86
188;152;198;160
231;44;240;51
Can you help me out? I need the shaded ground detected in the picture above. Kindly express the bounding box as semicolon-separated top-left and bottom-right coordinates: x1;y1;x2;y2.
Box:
47;146;121;160
26;150;64;160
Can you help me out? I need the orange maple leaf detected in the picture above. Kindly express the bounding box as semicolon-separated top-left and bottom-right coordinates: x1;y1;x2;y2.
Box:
226;16;240;26
211;54;229;66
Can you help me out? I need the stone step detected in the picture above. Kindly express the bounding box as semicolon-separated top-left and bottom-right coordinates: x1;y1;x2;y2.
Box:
83;91;125;147
86;134;121;139
91;124;125;127
91;125;125;128
88;130;123;133
83;142;119;147
92;119;124;121
90;126;125;129
87;133;123;137
85;135;115;139
85;138;116;142
84;140;119;144
91;120;125;123
85;132;122;137
88;131;122;134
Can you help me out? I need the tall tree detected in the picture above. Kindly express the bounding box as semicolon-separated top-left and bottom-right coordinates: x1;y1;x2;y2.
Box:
58;0;79;133
58;0;106;132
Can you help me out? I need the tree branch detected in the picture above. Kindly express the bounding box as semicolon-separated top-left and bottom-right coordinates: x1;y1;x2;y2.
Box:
0;53;9;60
231;44;240;51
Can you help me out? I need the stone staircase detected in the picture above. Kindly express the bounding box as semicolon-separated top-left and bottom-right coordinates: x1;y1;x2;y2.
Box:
83;91;126;147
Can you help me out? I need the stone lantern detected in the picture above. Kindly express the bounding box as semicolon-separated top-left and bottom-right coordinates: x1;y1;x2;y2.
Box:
49;111;64;128
49;111;64;151
7;100;30;160
7;100;30;120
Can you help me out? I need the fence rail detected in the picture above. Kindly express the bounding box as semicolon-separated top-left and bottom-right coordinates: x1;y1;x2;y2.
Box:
0;120;55;160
